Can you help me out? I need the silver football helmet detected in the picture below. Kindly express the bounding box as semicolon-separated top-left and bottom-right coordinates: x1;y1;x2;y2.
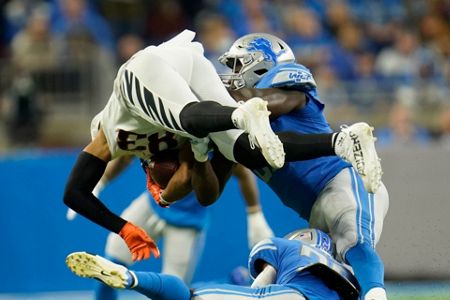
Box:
219;33;295;90
285;228;334;256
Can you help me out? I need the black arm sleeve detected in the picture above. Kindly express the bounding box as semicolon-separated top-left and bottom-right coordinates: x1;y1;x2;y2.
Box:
63;151;127;233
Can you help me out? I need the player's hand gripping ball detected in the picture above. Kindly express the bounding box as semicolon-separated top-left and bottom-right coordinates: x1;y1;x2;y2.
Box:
148;150;179;188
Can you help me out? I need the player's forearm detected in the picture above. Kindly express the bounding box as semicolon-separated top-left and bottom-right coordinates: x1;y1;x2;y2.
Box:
251;264;277;288
229;87;306;118
210;150;234;193
63;151;127;233
160;162;192;203
191;161;220;206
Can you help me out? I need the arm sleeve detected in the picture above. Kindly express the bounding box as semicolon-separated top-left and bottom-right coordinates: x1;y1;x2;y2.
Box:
63;151;127;233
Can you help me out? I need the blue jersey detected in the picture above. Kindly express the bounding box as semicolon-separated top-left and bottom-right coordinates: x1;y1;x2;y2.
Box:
150;192;208;231
248;238;357;300
253;63;351;219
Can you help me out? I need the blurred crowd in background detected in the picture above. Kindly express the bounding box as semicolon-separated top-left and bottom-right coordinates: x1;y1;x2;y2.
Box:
0;0;448;151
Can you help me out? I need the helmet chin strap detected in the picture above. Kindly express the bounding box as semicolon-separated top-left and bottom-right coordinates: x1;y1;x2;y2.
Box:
232;78;246;90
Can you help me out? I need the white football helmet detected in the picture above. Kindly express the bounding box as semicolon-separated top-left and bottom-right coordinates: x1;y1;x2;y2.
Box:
285;228;334;256
219;33;295;90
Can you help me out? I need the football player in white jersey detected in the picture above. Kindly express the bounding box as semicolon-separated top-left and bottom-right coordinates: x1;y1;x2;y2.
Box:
66;228;360;300
63;29;285;264
63;30;381;265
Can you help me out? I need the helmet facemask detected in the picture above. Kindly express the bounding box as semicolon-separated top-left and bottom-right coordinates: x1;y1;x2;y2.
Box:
219;51;274;90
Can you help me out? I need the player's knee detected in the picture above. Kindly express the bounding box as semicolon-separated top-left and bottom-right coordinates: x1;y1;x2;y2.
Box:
180;102;216;137
335;230;359;261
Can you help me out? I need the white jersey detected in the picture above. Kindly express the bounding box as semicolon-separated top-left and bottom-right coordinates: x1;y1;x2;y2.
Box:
91;99;187;160
91;29;240;160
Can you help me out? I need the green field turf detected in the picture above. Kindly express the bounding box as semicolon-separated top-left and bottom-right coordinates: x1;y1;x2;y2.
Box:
1;281;449;299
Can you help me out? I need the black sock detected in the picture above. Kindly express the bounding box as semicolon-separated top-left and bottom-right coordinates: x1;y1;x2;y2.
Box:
280;132;335;161
233;133;268;169
233;132;335;169
180;101;235;138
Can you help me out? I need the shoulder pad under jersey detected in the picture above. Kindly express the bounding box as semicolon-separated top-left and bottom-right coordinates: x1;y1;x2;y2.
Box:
260;63;317;91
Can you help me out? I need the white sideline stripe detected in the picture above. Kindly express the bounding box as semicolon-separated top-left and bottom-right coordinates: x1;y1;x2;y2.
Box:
194;287;302;297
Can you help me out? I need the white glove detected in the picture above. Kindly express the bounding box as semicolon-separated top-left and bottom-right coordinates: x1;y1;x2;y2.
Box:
247;210;274;248
66;179;106;221
190;137;212;162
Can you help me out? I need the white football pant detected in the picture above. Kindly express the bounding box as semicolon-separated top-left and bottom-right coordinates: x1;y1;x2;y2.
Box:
105;192;204;284
309;167;389;261
115;31;243;161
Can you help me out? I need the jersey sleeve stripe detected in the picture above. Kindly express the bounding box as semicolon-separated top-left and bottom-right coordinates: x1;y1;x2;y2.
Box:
143;87;162;123
134;75;153;118
157;97;175;129
124;70;135;106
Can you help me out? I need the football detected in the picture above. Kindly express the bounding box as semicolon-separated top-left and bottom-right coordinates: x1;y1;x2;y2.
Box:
148;150;179;189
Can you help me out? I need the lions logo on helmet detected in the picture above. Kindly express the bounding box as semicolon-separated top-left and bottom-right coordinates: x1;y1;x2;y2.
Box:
219;33;295;90
247;37;286;64
285;228;334;256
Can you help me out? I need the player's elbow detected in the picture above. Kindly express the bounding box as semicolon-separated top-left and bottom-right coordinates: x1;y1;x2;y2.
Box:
196;190;220;207
63;181;83;209
63;186;76;208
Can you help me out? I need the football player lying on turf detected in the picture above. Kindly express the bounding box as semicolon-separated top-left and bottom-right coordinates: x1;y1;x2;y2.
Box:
66;228;360;300
63;29;381;267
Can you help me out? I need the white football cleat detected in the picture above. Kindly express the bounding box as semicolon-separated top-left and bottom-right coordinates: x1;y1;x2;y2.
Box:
334;122;382;193
66;252;132;289
232;97;285;169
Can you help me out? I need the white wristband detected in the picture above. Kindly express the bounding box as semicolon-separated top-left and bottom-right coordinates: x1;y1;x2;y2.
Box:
159;194;171;207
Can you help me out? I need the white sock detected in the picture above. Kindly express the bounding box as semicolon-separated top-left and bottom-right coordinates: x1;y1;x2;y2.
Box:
128;270;139;289
231;107;244;129
331;132;342;149
364;287;387;300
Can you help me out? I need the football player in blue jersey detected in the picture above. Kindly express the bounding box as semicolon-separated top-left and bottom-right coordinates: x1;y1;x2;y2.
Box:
217;33;389;300
66;228;359;300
